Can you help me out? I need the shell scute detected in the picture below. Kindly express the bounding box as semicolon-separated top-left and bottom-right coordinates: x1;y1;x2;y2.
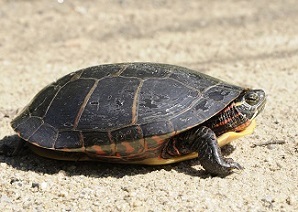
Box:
77;77;141;130
14;116;43;140
44;79;95;129
55;131;81;149
169;68;218;92
138;78;199;123
83;131;113;155
29;123;58;148
120;63;170;79
111;125;145;156
29;85;57;117
80;64;125;79
141;120;174;138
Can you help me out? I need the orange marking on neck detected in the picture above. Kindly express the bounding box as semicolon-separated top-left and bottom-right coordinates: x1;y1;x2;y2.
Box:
234;120;251;131
172;139;181;156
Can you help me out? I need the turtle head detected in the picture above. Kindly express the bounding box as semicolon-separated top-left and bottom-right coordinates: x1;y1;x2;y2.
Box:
205;89;266;145
234;89;266;120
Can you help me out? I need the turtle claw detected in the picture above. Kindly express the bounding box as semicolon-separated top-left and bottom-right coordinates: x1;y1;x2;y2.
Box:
224;158;243;170
199;156;243;177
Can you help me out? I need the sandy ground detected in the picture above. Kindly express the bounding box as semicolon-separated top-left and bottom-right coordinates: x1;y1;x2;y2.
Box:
0;0;297;211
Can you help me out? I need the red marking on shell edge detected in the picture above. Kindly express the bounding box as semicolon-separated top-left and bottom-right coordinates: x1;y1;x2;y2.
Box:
121;141;135;154
87;145;106;155
61;147;85;152
151;134;173;145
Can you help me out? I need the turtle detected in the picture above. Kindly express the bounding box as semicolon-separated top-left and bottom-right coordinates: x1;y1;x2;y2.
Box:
11;63;266;176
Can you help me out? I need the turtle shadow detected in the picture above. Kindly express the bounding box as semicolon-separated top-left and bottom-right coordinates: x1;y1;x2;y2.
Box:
0;134;236;179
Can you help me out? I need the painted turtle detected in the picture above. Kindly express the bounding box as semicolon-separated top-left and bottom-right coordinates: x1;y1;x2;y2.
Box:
11;63;266;176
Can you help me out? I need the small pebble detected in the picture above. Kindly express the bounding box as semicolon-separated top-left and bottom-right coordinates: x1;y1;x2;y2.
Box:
121;186;130;192
40;182;48;190
0;163;7;168
31;182;39;189
58;170;67;176
59;190;68;197
286;196;297;206
22;199;32;209
10;177;19;184
1;194;12;203
261;195;274;208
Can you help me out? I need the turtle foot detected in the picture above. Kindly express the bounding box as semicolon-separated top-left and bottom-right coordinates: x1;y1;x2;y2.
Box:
199;156;243;176
0;137;26;157
193;126;244;176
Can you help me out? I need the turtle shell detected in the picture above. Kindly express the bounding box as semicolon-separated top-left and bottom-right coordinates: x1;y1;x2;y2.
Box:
11;63;243;162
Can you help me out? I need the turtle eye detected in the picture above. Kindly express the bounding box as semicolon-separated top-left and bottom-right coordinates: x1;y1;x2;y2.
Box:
245;92;259;105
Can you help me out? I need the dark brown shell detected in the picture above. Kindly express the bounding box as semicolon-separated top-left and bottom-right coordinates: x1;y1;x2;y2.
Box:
11;63;243;161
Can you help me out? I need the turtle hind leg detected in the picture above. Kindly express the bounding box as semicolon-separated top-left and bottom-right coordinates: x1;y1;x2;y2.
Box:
192;126;243;176
12;138;27;156
0;136;26;156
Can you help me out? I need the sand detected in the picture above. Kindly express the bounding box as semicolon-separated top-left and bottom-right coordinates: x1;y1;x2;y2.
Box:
0;0;297;211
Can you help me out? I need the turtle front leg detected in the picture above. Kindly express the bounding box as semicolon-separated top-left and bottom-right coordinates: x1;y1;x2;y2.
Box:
163;126;243;176
191;126;243;176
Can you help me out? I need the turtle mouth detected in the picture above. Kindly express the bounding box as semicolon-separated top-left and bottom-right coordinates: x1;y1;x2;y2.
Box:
258;97;266;112
251;94;266;120
235;89;266;120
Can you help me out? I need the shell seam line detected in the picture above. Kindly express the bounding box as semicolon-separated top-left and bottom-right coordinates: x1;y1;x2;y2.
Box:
168;76;204;94
113;64;129;76
73;79;99;129
42;85;63;119
131;79;144;124
26;120;44;141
